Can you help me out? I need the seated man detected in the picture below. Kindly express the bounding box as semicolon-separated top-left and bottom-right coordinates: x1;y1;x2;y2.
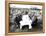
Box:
19;12;32;29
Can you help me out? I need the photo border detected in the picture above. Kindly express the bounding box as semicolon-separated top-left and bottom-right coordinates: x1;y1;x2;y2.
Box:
5;1;45;35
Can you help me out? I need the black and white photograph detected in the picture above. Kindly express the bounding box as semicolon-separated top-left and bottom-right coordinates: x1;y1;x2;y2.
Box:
9;4;43;32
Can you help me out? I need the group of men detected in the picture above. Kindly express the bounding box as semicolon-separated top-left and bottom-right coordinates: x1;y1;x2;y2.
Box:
14;12;42;30
10;11;42;32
